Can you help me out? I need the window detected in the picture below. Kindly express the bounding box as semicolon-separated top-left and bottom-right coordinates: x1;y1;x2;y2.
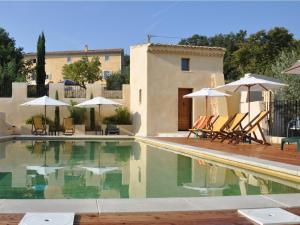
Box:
181;58;190;71
105;55;110;61
103;71;112;79
67;56;72;64
139;89;142;104
46;74;52;80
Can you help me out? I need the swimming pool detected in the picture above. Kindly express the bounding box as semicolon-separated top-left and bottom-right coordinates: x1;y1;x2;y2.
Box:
0;139;299;199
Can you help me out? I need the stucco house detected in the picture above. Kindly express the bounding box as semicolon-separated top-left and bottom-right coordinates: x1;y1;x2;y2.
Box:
130;43;228;136
24;46;124;83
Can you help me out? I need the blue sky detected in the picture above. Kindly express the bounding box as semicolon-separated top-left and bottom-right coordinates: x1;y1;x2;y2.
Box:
0;1;300;54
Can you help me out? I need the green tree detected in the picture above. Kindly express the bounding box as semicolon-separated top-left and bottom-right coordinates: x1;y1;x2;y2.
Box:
270;50;300;100
62;56;102;88
90;93;95;130
179;27;299;81
36;32;46;96
0;27;31;96
68;100;86;124
54;90;60;129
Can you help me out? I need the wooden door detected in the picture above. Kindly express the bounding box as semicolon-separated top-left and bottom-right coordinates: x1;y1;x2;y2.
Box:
178;88;192;131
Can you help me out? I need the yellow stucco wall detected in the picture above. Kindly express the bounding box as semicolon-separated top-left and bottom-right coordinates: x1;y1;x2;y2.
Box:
130;44;228;136
25;51;123;83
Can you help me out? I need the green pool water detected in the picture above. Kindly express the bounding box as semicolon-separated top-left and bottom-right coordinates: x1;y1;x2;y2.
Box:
0;140;299;199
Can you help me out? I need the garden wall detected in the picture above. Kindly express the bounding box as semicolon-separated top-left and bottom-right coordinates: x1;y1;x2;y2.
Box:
0;82;130;132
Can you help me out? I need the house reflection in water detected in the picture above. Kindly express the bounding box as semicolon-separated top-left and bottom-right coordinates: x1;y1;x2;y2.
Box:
0;140;299;199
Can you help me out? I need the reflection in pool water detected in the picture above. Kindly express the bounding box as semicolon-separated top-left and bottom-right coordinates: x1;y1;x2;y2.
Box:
0;140;299;199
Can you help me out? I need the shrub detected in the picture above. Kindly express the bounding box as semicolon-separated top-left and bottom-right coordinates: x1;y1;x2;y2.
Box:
105;68;129;90
68;100;87;124
103;107;131;125
26;114;53;125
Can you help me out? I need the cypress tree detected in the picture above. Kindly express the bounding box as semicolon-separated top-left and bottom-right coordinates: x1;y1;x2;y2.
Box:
36;32;46;96
54;90;60;129
90;93;95;130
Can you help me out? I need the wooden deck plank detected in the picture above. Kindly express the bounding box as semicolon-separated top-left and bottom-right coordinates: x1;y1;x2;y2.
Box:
155;137;300;166
2;208;300;225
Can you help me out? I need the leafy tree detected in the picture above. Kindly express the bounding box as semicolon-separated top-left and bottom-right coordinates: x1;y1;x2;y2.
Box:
0;27;32;96
90;93;95;130
62;56;102;88
54;90;60;129
36;32;46;96
270;50;300;100
179;27;299;81
105;69;129;90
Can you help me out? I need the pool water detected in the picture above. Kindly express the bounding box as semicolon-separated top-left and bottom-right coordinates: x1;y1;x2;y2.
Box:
0;140;299;199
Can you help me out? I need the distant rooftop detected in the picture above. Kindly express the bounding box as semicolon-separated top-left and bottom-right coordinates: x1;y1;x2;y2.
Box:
25;48;124;57
149;43;226;52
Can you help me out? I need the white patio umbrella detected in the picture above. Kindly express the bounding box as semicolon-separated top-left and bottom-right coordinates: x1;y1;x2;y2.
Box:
27;165;63;176
282;60;300;75
81;166;119;175
183;88;230;116
75;97;121;126
20;95;69;128
215;73;286;121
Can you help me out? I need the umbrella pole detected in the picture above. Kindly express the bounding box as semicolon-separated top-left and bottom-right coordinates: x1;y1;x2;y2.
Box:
44;105;47;134
98;105;101;128
248;86;251;123
205;96;208;116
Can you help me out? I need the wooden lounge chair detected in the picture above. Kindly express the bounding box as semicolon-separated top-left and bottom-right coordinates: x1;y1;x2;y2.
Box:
230;111;270;145
32;116;47;135
63;118;75;135
201;116;230;139
188;116;214;138
187;116;206;138
212;113;248;142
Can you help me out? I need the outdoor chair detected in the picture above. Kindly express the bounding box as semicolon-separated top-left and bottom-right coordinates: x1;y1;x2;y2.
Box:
32;116;47;135
201;116;230;139
230;111;270;145
281;117;300;151
63;118;75;135
212;112;248;142
187;116;213;138
105;123;120;135
95;125;104;135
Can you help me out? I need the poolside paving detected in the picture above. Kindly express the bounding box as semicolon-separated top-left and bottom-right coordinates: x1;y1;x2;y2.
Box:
155;137;300;166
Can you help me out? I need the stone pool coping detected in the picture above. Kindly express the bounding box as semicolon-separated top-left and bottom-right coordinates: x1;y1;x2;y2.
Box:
1;135;300;213
136;137;300;183
0;194;300;213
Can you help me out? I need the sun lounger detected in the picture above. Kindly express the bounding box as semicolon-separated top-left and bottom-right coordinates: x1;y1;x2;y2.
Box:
212;113;248;142
187;116;212;138
32;116;47;135
201;116;230;139
230;111;269;145
63;118;75;135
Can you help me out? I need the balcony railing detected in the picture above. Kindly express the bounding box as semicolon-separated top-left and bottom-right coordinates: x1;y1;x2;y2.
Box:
64;85;86;98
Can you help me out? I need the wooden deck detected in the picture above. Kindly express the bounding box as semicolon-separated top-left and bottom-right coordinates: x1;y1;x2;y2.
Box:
2;208;300;225
156;137;300;166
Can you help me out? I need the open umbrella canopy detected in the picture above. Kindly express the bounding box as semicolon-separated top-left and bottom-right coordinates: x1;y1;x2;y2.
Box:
81;166;119;175
183;88;230;116
183;88;230;98
27;165;64;176
75;97;121;108
21;96;69;106
215;73;286;92
282;60;300;75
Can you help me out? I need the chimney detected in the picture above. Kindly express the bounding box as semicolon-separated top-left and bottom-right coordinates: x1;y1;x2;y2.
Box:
84;44;88;52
